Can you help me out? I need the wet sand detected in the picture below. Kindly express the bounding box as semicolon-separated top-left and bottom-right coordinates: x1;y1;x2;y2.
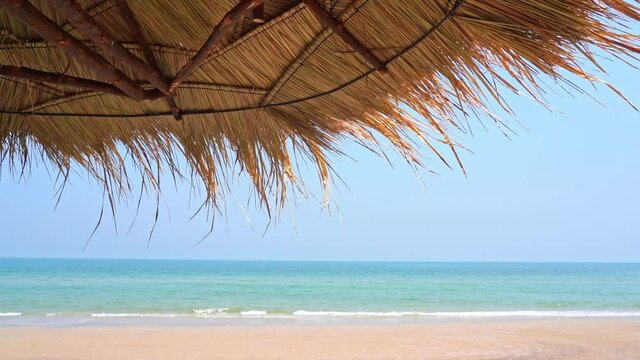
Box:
1;319;639;359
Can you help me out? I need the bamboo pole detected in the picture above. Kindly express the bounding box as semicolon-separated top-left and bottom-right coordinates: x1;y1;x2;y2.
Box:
169;0;264;92
0;0;148;100
114;0;182;120
303;0;388;73
0;65;164;99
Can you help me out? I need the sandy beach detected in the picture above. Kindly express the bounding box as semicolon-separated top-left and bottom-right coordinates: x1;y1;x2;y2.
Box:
1;319;639;360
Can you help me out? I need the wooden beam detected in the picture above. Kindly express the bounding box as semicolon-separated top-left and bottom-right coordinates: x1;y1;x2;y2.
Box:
0;0;148;100
169;0;263;93
114;0;182;120
165;94;182;119
48;0;172;96
0;65;164;99
302;0;387;73
114;0;157;70
62;1;114;33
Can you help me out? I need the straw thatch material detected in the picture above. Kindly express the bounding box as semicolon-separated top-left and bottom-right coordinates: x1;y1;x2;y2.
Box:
1;0;639;219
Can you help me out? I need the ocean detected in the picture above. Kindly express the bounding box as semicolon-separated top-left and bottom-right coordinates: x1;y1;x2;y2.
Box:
1;259;639;326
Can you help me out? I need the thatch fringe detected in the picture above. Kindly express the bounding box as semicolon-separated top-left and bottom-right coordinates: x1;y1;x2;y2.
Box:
1;0;639;231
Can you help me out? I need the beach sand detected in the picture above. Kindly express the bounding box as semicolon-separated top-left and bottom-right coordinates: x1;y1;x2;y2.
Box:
1;319;639;359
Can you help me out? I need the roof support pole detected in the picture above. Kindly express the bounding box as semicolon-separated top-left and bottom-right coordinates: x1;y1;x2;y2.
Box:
114;0;182;120
0;65;164;99
48;0;172;96
302;0;388;73
0;0;148;100
169;0;264;93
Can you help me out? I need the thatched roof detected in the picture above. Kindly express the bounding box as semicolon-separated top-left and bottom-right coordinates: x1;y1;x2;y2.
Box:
1;0;639;218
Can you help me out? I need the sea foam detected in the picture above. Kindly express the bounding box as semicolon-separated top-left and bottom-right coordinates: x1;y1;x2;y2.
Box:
5;310;640;321
293;310;427;317
240;310;268;316
90;313;184;318
186;309;640;319
193;308;229;316
292;310;640;318
424;311;640;318
0;312;22;317
193;308;276;317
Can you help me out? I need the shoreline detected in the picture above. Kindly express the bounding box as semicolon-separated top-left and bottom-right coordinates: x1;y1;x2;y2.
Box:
1;319;639;359
3;311;640;328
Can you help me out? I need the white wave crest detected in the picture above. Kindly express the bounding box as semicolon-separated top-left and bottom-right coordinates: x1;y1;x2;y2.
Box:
0;312;22;317
193;308;229;316
240;310;268;316
193;309;273;317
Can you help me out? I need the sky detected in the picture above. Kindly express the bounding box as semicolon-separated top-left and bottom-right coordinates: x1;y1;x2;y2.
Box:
1;49;639;262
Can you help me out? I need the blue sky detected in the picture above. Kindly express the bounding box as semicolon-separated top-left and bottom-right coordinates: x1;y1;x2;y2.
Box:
1;48;639;261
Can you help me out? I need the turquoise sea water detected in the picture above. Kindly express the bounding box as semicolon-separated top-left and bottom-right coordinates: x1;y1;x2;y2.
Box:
1;259;639;325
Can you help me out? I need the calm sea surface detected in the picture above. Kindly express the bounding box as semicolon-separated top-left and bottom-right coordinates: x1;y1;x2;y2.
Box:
1;259;639;325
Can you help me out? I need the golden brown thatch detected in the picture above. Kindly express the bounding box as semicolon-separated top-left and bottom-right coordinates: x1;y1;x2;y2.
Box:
0;0;639;220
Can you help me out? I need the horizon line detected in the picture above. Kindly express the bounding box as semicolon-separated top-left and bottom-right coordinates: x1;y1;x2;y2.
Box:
1;256;639;264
